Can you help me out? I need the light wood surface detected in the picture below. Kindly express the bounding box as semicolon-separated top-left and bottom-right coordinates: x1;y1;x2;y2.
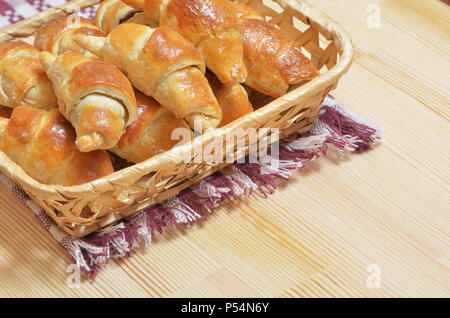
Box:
0;0;449;297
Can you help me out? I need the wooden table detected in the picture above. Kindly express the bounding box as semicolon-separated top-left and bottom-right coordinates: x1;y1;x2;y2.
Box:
0;0;448;297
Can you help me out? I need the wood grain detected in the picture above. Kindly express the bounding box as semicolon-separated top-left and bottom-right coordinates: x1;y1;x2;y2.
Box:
0;0;449;297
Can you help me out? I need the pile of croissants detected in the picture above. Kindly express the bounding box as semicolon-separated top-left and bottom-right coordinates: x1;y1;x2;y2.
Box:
0;0;318;186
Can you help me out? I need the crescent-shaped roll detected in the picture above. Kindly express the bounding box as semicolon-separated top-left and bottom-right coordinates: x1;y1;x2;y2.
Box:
231;2;319;97
39;51;137;152
111;89;192;163
206;71;253;127
34;15;106;59
122;0;247;85
74;23;222;131
0;107;114;185
0;41;57;109
95;0;156;34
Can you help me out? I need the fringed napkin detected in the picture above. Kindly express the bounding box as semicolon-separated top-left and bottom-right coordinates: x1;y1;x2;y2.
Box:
0;96;382;276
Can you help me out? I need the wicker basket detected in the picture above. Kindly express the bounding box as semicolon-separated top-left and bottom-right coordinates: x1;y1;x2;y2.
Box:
0;0;353;237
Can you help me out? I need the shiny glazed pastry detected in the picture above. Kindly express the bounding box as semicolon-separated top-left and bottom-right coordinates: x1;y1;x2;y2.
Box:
206;71;253;127
122;0;247;85
231;2;319;97
0;41;57;109
74;23;222;131
39;51;137;152
111;89;192;163
0;107;114;185
34;15;106;59
95;0;156;34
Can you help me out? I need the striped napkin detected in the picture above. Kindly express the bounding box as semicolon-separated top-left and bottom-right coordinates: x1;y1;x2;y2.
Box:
0;0;382;277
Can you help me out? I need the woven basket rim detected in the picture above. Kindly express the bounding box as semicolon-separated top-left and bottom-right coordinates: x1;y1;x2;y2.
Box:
0;0;353;198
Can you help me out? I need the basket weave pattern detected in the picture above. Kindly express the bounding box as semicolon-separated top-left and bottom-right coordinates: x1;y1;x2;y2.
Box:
0;0;353;237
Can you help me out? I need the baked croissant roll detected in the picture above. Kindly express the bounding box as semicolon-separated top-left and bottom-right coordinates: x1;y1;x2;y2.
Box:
39;51;137;152
95;0;156;34
122;0;247;85
0;41;57;109
111;89;192;163
231;2;319;97
74;23;222;131
0;107;114;186
206;72;253;127
34;15;106;59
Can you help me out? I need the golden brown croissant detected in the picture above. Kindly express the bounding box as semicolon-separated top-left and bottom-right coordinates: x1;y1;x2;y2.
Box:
39;51;137;152
231;2;319;97
111;89;192;163
0;41;57;109
122;0;247;85
206;71;253;127
34;15;106;59
95;0;156;34
74;23;222;131
0;107;114;185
